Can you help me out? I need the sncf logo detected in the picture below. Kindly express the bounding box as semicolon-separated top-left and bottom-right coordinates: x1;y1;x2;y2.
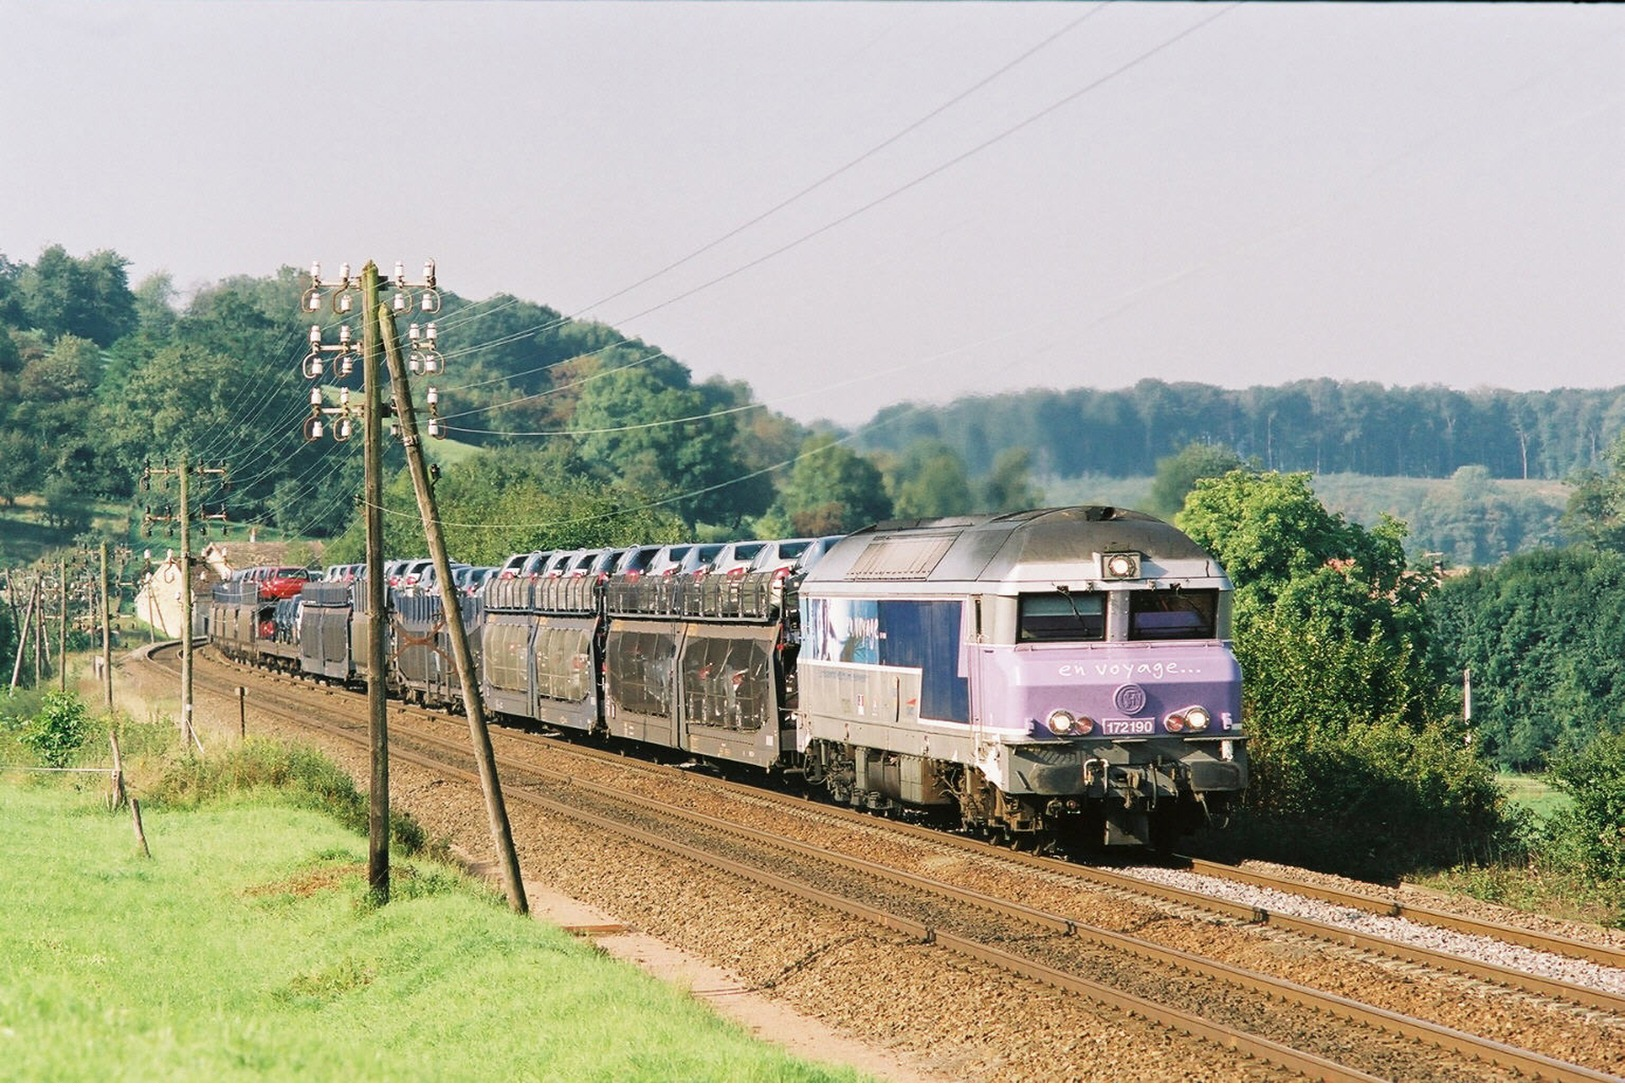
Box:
1114;684;1148;715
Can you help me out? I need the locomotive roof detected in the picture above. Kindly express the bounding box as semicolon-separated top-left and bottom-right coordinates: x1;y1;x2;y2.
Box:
800;506;1225;590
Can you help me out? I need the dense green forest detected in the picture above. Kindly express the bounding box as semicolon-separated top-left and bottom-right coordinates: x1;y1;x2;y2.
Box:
855;380;1625;482
5;244;1625;898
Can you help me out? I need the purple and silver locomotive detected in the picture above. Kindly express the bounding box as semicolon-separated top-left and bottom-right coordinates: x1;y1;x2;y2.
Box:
796;507;1247;847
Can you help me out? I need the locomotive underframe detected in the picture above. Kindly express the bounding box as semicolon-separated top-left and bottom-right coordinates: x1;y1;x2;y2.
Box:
800;732;1246;847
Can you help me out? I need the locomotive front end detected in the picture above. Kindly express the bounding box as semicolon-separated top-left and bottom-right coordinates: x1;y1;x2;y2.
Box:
797;507;1248;849
982;546;1247;847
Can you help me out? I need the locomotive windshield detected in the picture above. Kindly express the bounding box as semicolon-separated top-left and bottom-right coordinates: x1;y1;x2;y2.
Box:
1128;589;1218;640
1018;591;1106;642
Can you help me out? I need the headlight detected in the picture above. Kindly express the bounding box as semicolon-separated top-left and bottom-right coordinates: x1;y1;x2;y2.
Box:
1102;552;1140;579
1165;706;1211;734
1047;709;1076;735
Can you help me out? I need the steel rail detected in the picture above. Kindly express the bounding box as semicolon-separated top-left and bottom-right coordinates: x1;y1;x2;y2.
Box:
452;717;1625;1020
1179;856;1625;971
305;715;1378;1081
468;724;1617;1083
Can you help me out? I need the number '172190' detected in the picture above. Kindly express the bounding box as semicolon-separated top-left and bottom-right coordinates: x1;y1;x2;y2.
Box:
1101;719;1155;736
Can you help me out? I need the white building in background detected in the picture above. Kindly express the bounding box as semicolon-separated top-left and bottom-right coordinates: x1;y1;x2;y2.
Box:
134;551;186;637
134;543;233;638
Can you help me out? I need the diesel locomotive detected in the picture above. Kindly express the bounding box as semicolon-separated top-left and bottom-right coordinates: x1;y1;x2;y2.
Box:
207;506;1248;848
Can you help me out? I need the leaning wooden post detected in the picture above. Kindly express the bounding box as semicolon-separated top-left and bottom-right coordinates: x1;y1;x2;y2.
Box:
108;730;128;812
33;578;44;686
100;542;113;710
379;301;528;915
10;579;38;695
128;797;151;858
238;685;246;740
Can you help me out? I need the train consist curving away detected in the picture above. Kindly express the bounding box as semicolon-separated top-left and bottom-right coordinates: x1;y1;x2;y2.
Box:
208;507;1247;848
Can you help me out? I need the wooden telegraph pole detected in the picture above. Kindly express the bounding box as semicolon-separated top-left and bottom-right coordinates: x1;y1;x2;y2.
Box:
100;542;113;709
145;458;225;751
58;558;67;692
361;263;391;905
302;261;393;904
302;259;459;907
379;303;528;915
180;457;194;747
9;579;38;695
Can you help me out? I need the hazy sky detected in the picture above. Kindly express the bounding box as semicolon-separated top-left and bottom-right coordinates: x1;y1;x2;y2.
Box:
3;2;1621;426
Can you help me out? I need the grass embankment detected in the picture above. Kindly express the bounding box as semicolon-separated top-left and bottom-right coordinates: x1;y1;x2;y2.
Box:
0;768;857;1082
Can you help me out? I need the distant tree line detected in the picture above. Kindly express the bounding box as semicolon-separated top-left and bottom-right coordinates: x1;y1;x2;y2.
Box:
855;379;1625;482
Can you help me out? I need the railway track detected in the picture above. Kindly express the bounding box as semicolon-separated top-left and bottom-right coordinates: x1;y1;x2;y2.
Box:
139;642;1625;1082
1173;855;1625;971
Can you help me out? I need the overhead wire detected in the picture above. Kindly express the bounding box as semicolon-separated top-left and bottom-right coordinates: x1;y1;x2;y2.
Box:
598;2;1242;334
222;5;1241;540
430;4;1242;448
372;399;925;535
397;6;1110;405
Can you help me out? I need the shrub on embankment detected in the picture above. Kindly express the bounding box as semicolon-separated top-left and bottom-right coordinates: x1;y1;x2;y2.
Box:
148;737;429;855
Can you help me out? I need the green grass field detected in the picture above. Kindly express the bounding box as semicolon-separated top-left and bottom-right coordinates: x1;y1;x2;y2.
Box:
1496;772;1571;819
0;778;857;1082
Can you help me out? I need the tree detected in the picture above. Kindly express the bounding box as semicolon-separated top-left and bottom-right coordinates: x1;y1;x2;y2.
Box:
0;327;22;375
1178;469;1399;597
569;350;762;530
324;447;685;565
978;447;1041;513
12;245;137;347
40;472;94;534
1563;432;1625;553
767;436;892;536
0;428;43;507
1543;727;1625;887
1177;469;1492;872
1147;441;1245;518
1430;547;1625;769
10;336;114;496
887;439;974;519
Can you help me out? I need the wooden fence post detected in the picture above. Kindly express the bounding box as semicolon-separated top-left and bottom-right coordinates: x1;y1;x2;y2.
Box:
128;797;151;859
108;730;127;812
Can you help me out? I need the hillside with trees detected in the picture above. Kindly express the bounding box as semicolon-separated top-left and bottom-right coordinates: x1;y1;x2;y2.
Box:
0;244;1600;568
853;380;1625;482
